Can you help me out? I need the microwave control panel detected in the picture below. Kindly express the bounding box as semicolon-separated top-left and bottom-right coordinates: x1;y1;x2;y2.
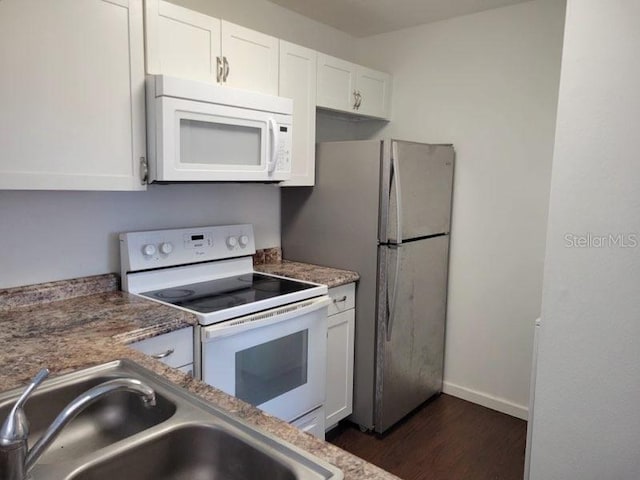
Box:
275;125;292;172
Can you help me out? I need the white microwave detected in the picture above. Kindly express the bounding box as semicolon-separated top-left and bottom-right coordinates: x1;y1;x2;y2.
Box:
146;75;293;182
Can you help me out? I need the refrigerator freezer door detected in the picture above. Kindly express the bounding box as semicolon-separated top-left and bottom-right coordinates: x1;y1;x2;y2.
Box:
375;235;449;433
386;142;454;243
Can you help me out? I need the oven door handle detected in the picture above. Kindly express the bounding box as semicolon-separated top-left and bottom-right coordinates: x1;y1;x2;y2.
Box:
201;296;331;341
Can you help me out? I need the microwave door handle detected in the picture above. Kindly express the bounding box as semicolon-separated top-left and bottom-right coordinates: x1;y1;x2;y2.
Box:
267;118;278;174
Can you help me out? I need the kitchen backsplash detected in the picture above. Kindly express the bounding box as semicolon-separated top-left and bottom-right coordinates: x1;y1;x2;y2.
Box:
0;273;119;311
253;247;282;265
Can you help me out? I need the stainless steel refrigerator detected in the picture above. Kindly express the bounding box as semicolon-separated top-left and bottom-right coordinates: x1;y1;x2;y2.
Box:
282;139;455;433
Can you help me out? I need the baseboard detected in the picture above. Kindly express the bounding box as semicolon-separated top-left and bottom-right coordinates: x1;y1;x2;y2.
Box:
442;381;529;420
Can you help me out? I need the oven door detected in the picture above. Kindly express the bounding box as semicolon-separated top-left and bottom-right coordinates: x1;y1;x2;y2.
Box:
155;96;289;182
200;296;330;422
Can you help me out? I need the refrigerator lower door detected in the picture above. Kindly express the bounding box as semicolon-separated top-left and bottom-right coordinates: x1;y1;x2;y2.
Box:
385;141;454;243
375;235;450;433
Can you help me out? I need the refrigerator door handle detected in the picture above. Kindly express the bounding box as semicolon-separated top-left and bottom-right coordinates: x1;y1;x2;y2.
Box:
386;245;401;341
391;142;403;244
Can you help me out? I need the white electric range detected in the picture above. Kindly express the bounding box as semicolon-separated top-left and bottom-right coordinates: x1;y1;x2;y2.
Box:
120;224;330;436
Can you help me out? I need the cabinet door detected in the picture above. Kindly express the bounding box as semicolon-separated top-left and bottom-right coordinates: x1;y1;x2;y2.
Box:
325;309;355;430
279;41;316;187
292;406;325;440
0;0;146;190
355;66;392;119
176;364;194;377
145;0;221;84
317;53;357;112
221;21;279;95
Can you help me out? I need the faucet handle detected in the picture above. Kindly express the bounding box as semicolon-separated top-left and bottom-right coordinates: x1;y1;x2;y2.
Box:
0;369;49;443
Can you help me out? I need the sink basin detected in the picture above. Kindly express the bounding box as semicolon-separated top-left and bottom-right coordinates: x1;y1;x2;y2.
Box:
0;368;176;464
0;360;342;480
67;425;297;480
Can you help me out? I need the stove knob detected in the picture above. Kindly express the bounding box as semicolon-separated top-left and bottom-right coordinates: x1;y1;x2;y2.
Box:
159;242;173;255
238;235;250;248
142;244;156;257
226;236;238;249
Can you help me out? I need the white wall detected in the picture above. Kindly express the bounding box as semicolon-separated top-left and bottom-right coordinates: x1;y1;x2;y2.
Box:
0;0;357;290
0;184;280;288
529;1;640;477
355;0;565;417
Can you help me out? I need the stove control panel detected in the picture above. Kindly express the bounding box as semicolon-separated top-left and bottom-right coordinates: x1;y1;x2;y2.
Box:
120;224;256;273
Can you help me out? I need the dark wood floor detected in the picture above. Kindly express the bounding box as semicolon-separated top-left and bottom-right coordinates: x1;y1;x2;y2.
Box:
328;394;527;480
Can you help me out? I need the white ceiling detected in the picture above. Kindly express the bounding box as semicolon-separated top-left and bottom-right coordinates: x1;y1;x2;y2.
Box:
267;0;531;37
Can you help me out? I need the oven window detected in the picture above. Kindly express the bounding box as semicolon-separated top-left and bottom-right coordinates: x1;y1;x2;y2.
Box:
180;118;261;166
235;330;308;406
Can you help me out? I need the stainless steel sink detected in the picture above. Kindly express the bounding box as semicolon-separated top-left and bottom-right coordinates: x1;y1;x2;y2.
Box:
0;368;176;465
67;425;298;480
0;360;342;480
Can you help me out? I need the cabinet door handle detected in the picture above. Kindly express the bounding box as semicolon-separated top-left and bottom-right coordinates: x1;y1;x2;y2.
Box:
139;156;148;184
151;348;174;359
356;91;362;109
333;295;347;304
353;90;359;109
216;56;222;83
223;56;230;82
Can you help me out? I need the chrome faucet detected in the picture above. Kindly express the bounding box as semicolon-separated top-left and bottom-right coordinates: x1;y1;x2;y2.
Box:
0;368;156;480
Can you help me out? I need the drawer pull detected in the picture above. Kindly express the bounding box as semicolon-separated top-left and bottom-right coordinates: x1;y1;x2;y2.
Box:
333;296;347;304
151;348;175;359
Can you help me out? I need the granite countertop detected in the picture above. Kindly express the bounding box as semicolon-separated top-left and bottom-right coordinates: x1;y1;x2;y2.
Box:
0;274;394;480
255;260;360;288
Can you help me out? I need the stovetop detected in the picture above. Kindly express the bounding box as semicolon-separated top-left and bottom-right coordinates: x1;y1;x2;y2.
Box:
140;273;317;314
121;226;329;326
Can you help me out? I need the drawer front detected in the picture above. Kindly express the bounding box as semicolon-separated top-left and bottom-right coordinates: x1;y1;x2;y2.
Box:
177;363;194;377
131;327;193;368
327;283;355;316
292;406;325;440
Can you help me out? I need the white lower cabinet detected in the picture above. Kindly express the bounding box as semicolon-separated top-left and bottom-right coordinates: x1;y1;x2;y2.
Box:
292;406;325;440
176;364;194;377
130;326;194;374
325;283;356;431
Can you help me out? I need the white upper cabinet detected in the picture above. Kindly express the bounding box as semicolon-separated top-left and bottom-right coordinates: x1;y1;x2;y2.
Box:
145;2;279;95
355;66;392;119
317;53;392;120
316;53;357;113
0;0;146;191
279;41;317;187
145;0;221;84
221;21;279;95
